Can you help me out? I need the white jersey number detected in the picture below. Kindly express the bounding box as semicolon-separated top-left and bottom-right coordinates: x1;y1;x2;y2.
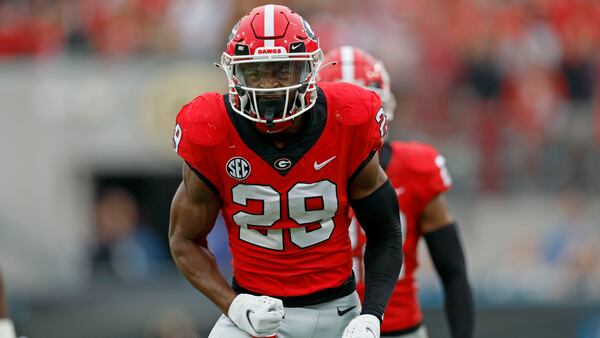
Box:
233;184;283;250
173;124;182;153
375;108;387;138
435;155;452;187
232;181;338;250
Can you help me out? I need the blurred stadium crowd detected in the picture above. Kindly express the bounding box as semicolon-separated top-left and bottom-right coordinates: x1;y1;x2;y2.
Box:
2;0;600;193
1;0;600;337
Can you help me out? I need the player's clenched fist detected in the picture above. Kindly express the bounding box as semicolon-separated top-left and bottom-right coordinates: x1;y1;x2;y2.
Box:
228;294;285;337
341;314;380;338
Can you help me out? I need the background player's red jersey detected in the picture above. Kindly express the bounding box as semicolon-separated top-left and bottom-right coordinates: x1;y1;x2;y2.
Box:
351;141;452;332
174;82;385;298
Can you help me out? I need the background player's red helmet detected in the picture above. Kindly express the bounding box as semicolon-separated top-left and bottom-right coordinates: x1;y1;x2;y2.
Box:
319;46;396;120
220;4;324;129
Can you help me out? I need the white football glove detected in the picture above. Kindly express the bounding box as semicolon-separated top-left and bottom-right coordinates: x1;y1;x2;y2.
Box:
0;319;16;338
227;293;285;337
341;314;380;338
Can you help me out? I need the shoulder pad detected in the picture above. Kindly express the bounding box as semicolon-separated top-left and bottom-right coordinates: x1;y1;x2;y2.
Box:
176;93;228;147
392;141;452;197
319;82;382;126
393;141;441;174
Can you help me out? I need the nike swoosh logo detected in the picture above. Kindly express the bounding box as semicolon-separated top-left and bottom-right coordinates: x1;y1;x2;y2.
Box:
245;309;253;326
395;187;405;196
337;306;356;316
291;44;301;50
314;156;336;170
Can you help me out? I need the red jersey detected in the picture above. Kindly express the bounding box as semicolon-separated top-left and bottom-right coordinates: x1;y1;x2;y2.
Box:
174;82;385;298
351;141;452;332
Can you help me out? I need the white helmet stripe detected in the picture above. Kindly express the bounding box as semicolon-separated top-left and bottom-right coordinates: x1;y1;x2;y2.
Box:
264;4;275;48
341;45;355;82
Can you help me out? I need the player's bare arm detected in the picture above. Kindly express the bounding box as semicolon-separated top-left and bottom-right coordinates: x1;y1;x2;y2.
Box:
345;152;403;334
170;164;285;337
348;153;389;200
420;195;453;233
421;195;474;338
169;164;235;314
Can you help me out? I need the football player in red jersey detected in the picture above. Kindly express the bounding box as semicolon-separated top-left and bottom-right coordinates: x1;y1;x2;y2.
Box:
319;46;474;338
169;5;403;338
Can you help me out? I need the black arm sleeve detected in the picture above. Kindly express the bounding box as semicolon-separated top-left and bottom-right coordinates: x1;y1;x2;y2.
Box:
424;223;474;338
349;179;403;322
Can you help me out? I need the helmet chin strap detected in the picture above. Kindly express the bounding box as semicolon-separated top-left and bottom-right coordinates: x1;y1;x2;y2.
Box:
263;105;277;127
255;91;295;125
255;119;294;134
256;98;293;133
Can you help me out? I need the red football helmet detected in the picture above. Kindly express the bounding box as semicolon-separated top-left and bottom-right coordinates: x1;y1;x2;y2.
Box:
319;46;396;120
220;5;324;130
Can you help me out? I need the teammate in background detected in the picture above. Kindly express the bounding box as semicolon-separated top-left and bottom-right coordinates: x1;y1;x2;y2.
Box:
169;5;403;338
0;271;16;338
319;46;474;338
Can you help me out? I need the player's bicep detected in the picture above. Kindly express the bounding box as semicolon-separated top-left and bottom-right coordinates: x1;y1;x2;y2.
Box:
169;164;221;244
348;153;389;200
419;195;453;234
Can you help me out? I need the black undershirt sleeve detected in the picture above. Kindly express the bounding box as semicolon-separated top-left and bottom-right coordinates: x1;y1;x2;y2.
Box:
349;179;403;322
424;223;474;338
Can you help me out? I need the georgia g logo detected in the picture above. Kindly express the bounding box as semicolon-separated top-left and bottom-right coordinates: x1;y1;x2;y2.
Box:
226;157;251;180
274;158;292;171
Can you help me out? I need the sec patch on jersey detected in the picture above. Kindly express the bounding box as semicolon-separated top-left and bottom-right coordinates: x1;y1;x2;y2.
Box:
226;157;251;180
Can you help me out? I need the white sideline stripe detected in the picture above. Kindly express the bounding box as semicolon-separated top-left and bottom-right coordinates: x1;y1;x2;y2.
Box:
264;4;275;48
341;46;355;82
